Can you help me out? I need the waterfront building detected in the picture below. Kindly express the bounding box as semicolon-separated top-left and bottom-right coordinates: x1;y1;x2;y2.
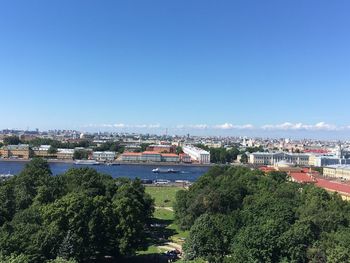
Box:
33;145;56;158
140;151;162;162
161;153;180;162
179;153;192;163
92;151;116;162
249;152;309;166
57;148;74;160
183;145;210;164
120;152;141;162
0;144;31;159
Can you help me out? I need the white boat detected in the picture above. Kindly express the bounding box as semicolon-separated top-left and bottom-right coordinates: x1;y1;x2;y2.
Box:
74;160;100;165
152;168;180;173
0;173;14;180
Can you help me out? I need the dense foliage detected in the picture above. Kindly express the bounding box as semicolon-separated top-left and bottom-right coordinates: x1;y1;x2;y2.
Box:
0;158;154;263
175;166;350;263
3;136;22;145
94;141;125;153
27;138;92;149
194;144;240;164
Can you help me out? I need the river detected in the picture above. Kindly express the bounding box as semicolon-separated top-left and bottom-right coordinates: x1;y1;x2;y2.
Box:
0;161;209;182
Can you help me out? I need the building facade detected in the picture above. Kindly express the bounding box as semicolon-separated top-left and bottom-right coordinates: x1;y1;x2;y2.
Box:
92;151;116;162
146;144;176;153
57;148;74;160
323;165;350;180
161;153;180;162
249;152;309;166
0;144;31;159
183;145;210;164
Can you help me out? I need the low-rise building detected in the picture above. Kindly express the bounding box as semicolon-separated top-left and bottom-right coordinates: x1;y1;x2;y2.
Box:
161;153;180;163
146;144;176;153
121;152;181;163
140;152;162;162
179;153;192;163
120;152;141;162
33;145;56;158
0;144;31;159
92;151;116;162
323;165;350;180
183;145;210;164
249;152;309;166
57;148;74;160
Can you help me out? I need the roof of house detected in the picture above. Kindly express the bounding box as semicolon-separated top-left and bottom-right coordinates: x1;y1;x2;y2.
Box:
289;172;316;183
316;178;350;196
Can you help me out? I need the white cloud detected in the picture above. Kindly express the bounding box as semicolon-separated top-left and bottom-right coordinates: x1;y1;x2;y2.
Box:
113;123;126;128
261;122;341;131
83;121;350;133
213;123;254;130
188;124;209;129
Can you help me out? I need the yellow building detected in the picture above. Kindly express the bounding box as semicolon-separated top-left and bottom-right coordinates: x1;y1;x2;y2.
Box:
0;144;31;159
323;165;350;181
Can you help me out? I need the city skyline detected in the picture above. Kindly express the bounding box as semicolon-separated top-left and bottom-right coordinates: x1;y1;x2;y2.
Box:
1;1;350;138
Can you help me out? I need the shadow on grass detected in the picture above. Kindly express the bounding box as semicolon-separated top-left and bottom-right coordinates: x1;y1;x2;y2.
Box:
145;217;178;247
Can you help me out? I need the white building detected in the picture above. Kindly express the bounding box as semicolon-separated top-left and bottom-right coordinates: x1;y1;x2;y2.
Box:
93;151;116;162
183;145;210;164
249;152;309;166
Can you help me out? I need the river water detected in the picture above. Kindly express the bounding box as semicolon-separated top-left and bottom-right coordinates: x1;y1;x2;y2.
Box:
0;161;209;182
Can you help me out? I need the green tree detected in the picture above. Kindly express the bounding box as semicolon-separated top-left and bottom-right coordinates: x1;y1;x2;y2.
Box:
3;136;21;145
73;150;88;160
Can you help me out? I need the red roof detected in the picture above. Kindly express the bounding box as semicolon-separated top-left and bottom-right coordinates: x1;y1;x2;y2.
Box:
316;178;350;196
290;172;316;183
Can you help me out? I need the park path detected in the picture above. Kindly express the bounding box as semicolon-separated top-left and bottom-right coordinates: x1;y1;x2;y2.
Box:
155;206;174;212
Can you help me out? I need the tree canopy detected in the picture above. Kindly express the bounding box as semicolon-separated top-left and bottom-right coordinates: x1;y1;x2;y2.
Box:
175;166;350;263
0;158;154;263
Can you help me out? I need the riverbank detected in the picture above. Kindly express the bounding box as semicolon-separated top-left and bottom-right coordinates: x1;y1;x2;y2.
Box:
0;158;213;167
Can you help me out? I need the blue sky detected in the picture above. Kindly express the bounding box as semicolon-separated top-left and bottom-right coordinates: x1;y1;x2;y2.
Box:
1;0;350;138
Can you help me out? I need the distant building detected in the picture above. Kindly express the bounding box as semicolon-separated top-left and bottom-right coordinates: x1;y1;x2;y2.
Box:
179;153;192;163
0;144;31;159
140;152;162;162
313;156;350;167
249;152;309;166
93;151;116;162
57;148;74;160
33;145;56;158
323;165;350;181
183;145;210;164
161;153;180;163
146;144;176;153
120;152;141;162
120;152;180;163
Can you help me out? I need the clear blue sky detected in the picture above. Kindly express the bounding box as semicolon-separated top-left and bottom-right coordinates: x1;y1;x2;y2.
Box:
1;0;350;138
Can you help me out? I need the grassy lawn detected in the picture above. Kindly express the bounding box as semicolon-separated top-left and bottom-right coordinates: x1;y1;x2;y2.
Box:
138;186;190;258
145;186;183;207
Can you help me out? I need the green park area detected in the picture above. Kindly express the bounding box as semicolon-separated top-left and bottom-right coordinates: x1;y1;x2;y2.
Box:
137;186;191;261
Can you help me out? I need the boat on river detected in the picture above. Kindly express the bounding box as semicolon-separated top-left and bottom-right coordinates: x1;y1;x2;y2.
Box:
152;168;180;173
74;160;100;165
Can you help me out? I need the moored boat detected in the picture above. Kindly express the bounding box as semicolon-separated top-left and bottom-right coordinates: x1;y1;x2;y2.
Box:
74;160;100;165
152;168;180;173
